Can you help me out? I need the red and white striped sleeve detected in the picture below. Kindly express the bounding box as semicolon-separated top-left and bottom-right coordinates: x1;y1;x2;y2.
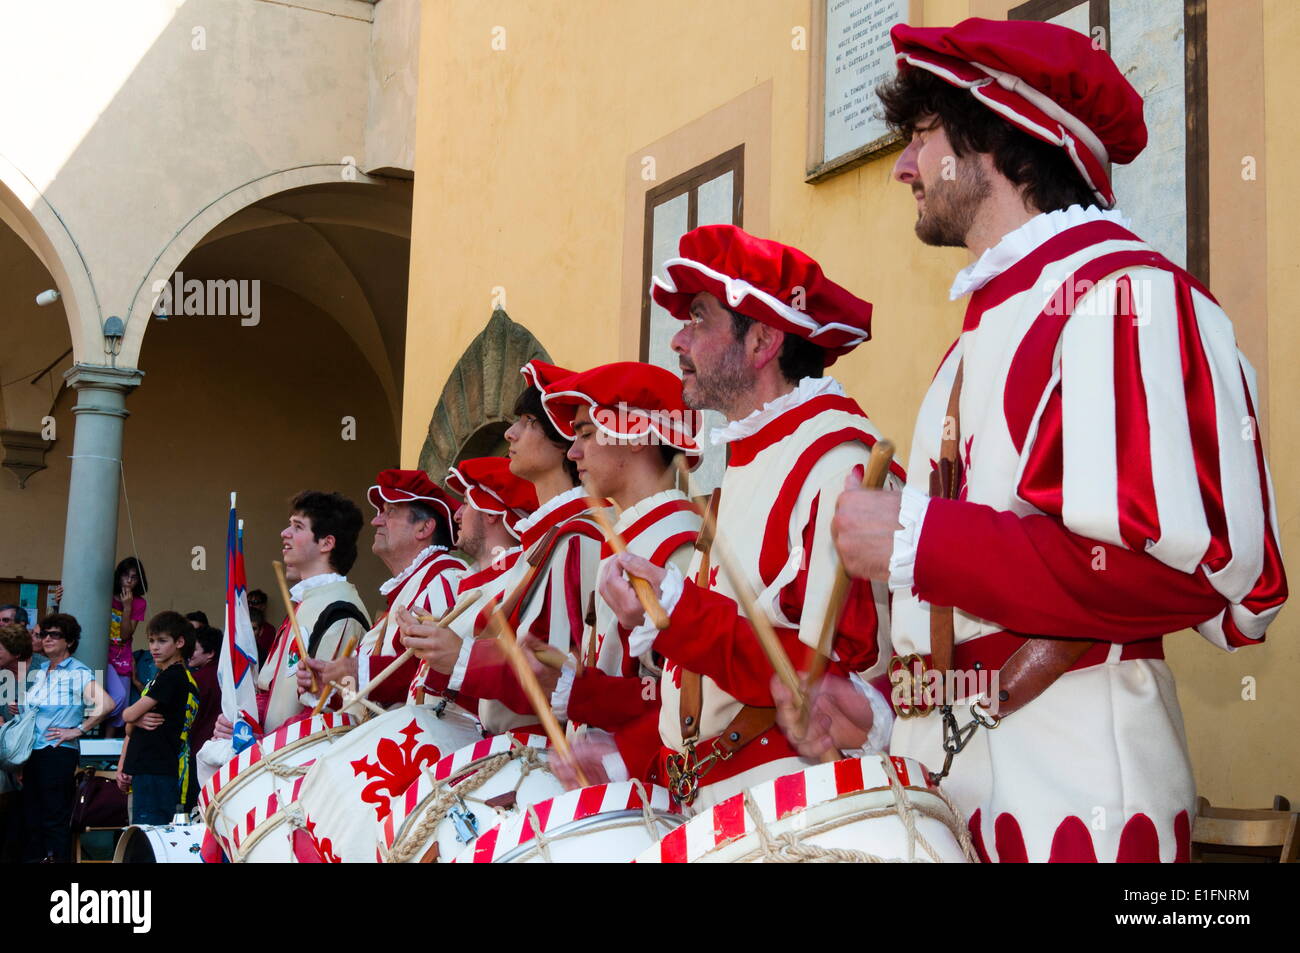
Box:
1012;266;1286;648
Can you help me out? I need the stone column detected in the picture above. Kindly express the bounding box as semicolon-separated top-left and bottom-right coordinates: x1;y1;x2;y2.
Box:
57;364;144;673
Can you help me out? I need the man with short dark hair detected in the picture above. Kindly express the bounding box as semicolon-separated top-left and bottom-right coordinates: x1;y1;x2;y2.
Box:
246;589;276;666
601;225;901;808
791;18;1288;862
254;491;370;733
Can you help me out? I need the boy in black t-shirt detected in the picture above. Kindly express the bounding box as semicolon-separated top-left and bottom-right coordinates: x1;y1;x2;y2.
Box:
116;612;200;824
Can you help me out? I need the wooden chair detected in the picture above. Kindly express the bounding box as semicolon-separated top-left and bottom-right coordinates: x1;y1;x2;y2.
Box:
1191;795;1298;862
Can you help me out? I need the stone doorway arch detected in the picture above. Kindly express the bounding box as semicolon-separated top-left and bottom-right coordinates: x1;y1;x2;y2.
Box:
419;308;550;478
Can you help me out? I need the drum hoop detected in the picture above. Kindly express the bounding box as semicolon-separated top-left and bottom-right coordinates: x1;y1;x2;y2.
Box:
482;809;685;864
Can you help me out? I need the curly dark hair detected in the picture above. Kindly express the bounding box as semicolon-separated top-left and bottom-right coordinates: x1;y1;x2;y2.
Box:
876;68;1095;214
289;490;364;574
39;613;82;653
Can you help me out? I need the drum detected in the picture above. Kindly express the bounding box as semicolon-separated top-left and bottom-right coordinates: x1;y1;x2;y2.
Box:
379;731;561;863
294;702;486;862
114;822;205;863
199;712;356;863
636;755;978;864
451;781;684;863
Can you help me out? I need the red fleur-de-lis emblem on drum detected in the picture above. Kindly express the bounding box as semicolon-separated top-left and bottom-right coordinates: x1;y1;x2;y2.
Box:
351;720;442;821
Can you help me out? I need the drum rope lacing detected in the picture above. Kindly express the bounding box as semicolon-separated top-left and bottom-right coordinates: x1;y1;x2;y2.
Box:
737;756;980;864
515;778;667;864
383;738;549;863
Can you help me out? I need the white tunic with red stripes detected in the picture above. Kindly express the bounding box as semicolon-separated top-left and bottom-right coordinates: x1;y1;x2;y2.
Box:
361;546;466;656
455;487;605;736
414;546;524;706
563;490;700;778
650;378;901;806
886;207;1287;862
353;546;466;707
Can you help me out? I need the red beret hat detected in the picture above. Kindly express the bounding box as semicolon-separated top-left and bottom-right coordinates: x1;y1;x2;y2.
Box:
446;457;539;539
890;17;1146;209
367;469;457;530
540;362;703;464
519;359;576;395
650;225;872;367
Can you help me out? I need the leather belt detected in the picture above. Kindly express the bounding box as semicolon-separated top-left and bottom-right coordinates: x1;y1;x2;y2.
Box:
883;633;1165;717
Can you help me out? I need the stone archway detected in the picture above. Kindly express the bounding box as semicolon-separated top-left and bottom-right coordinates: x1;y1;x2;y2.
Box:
419;308;550;478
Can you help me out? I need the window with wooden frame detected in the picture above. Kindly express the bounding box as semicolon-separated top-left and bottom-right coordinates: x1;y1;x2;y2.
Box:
639;145;744;366
1009;0;1209;283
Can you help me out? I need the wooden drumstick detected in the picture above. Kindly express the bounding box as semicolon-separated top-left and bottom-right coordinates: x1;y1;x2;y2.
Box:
273;560;317;693
490;606;589;787
309;634;358;716
352;588;482;709
583;487;670;630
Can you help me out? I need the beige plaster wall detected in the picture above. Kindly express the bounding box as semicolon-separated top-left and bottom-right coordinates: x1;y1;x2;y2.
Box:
0;0;377;365
406;0;1298;805
366;0;421;176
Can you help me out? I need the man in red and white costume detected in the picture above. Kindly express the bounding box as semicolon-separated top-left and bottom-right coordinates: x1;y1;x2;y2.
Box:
399;361;606;737
520;362;706;786
603;225;903;809
297;469;465;711
404;456;538;710
784;18;1287;862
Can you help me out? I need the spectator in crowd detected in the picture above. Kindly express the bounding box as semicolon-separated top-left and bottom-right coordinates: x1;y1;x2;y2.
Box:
247;589;276;666
105;557;148;738
23;613;110;862
186;625;222;770
116;612;199;825
0;623;33;863
185;611;209;629
0;606;40;667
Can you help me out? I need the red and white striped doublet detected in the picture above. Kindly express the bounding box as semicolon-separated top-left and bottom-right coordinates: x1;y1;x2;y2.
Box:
465;487;605;735
356;547;466;707
655;381;901;805
567;490;700;777
889;211;1287;862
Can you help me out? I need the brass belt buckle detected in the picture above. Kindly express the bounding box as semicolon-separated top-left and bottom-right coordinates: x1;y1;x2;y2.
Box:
888;653;936;718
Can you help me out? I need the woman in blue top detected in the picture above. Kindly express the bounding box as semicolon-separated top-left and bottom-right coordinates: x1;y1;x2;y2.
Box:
22;614;110;863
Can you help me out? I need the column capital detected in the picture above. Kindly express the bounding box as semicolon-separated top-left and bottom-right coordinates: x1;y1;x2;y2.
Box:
62;363;145;392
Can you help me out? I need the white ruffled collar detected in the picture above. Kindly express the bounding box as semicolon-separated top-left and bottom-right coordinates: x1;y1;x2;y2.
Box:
710;376;844;446
614;488;690;533
512;485;588;537
948;204;1132;300
289;572;347;603
378;545;448;596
